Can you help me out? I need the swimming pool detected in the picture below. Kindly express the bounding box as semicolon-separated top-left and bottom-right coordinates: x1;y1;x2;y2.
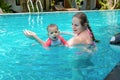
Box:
0;10;120;80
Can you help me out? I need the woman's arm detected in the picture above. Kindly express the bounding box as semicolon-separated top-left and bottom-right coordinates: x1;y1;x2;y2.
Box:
23;30;45;46
60;31;74;36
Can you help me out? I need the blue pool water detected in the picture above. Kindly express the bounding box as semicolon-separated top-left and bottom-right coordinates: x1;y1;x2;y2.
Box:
0;10;120;80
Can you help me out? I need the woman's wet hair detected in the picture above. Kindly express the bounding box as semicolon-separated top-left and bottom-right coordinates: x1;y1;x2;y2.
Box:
73;12;99;42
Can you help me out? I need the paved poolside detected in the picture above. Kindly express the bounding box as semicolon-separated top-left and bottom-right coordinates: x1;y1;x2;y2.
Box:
105;62;120;80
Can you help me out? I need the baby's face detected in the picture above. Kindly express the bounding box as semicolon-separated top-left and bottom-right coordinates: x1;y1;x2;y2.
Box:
48;27;60;40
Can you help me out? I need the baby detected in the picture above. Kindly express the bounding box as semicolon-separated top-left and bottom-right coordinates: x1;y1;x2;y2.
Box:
23;24;68;47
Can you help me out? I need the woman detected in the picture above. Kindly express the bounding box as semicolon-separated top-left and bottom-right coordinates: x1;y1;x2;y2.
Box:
67;12;99;80
67;12;98;47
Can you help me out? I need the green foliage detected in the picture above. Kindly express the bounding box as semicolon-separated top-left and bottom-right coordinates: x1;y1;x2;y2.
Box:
50;0;55;11
98;0;120;10
51;0;55;7
75;0;83;9
116;0;120;9
0;0;12;13
98;0;108;9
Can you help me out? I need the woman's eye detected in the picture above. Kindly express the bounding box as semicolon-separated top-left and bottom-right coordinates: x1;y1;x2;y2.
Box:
72;23;78;26
75;24;78;26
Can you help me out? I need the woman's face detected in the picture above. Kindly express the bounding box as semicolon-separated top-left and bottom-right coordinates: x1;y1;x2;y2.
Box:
72;17;84;35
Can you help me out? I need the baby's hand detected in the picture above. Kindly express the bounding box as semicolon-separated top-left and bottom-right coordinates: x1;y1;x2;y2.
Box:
23;30;36;39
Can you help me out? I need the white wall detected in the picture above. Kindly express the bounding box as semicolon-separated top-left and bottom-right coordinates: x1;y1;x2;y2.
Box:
91;0;96;9
81;0;96;10
46;0;50;11
4;0;22;12
81;0;86;10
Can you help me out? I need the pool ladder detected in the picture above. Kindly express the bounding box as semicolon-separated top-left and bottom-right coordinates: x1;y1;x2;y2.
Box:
36;0;43;12
27;0;43;12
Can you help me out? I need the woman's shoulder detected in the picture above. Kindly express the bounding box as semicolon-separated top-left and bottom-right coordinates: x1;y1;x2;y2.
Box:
78;33;93;44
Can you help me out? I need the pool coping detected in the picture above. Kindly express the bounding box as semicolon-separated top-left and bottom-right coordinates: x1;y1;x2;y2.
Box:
0;9;120;15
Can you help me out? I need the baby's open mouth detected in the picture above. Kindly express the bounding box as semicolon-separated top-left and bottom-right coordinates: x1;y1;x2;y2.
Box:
53;36;57;39
52;36;58;40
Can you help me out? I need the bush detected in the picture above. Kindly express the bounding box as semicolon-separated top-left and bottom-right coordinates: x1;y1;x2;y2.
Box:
0;0;12;13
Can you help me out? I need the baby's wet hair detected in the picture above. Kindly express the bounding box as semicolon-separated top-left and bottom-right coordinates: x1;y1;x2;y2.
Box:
47;24;58;32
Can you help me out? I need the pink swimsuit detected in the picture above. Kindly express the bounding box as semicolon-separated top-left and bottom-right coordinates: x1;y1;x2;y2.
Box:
87;28;96;47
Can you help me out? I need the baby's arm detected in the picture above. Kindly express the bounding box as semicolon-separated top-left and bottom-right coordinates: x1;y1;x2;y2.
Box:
23;30;45;46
